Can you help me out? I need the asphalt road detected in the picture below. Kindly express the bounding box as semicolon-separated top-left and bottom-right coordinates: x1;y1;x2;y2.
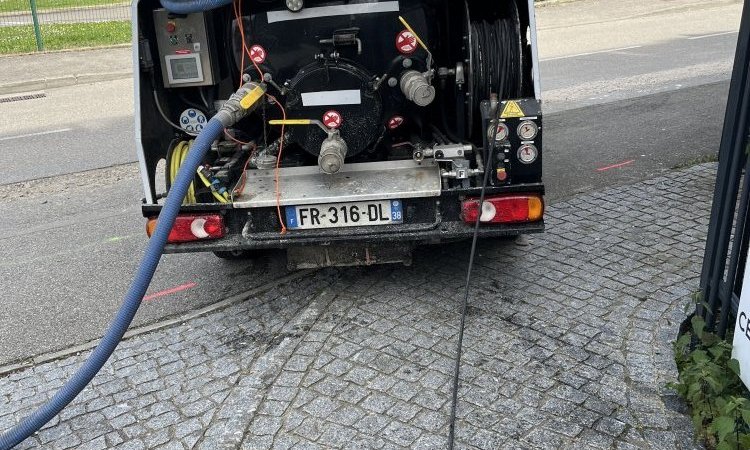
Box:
0;80;135;184
0;27;737;366
541;31;735;113
540;30;736;201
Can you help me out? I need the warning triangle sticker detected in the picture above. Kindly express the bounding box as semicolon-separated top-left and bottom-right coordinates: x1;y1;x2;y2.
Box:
500;100;525;119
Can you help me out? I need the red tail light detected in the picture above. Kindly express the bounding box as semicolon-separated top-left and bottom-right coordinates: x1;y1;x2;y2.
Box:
461;195;544;224
146;214;225;243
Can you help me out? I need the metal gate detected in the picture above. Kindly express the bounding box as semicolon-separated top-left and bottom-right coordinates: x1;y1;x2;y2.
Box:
698;0;750;338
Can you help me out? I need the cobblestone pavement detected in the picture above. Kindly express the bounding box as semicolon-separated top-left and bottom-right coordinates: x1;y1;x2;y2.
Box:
0;164;714;449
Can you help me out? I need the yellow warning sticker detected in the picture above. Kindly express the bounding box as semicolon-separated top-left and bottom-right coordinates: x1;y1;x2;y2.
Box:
500;100;525;119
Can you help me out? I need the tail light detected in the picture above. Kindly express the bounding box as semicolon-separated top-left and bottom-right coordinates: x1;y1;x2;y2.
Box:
146;214;225;243
461;195;544;224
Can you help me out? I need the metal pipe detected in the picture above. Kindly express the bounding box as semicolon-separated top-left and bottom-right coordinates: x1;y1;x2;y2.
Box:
718;157;750;336
698;0;750;331
29;0;44;51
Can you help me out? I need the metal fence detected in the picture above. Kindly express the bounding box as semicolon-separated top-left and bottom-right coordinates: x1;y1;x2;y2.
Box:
0;0;130;53
698;0;750;337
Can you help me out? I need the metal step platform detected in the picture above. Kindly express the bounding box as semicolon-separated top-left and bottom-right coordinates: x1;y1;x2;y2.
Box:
232;159;442;208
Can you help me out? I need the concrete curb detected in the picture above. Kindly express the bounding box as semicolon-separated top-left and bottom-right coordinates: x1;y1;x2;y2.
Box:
2;43;131;58
0;70;132;96
0;269;315;377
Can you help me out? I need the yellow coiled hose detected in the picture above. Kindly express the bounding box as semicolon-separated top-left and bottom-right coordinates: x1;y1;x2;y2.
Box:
169;140;196;205
169;140;229;204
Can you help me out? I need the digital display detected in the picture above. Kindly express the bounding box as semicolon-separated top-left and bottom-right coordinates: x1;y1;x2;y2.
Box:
169;57;200;80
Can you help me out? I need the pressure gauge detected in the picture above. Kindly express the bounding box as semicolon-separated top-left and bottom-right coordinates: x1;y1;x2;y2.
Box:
517;144;538;164
286;0;304;12
517;120;539;141
488;122;510;143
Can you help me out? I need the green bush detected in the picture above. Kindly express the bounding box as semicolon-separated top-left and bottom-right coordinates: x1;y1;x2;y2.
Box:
672;315;750;449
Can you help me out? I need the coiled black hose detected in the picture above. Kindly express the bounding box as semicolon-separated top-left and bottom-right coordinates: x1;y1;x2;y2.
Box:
470;2;523;103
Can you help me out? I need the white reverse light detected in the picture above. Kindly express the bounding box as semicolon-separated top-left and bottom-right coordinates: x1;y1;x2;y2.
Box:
480;201;497;222
286;0;304;12
190;218;210;239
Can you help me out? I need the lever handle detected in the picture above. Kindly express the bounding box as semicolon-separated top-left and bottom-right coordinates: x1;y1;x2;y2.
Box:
269;119;330;134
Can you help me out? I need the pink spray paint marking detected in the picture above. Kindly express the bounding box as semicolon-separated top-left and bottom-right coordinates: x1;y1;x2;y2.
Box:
596;159;636;172
144;282;198;301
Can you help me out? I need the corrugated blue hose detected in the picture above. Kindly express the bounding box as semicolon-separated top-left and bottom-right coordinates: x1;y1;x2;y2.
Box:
159;0;233;14
0;118;224;450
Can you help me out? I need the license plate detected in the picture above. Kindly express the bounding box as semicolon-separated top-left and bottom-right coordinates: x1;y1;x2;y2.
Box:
285;200;403;230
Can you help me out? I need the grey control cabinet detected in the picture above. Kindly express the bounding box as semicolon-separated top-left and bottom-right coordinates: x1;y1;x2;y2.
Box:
153;9;217;88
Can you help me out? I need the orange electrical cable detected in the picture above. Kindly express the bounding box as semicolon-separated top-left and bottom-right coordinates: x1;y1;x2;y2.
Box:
224;129;251;146
267;94;288;234
233;0;245;86
235;0;263;81
235;1;285;233
229;135;257;198
234;0;262;84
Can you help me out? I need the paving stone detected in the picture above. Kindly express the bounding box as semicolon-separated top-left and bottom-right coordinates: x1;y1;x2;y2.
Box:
381;420;422;447
355;413;391;435
523;427;565;450
0;165;716;449
595;416;627;437
249;415;283;436
77;436;108;450
143;429;170;448
293;417;325;441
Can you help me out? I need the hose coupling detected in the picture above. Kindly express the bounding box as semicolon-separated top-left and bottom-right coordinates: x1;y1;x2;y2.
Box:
215;82;267;128
319;132;348;175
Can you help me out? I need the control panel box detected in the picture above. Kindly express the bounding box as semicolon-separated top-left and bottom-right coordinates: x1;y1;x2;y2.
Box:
153;9;217;88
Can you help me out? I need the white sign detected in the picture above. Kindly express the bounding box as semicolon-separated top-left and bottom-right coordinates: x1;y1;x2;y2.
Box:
301;90;361;107
732;260;750;389
266;1;400;23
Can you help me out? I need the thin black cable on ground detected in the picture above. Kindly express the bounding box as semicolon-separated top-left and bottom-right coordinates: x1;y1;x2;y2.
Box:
449;5;523;446
448;118;497;449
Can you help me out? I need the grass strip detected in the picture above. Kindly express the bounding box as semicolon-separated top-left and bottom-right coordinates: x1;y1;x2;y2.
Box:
0;20;130;54
0;1;127;13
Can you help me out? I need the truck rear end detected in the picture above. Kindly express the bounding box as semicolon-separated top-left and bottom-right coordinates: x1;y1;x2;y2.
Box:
133;0;544;268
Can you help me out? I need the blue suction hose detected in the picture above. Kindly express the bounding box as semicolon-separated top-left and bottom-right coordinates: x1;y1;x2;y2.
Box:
0;117;223;450
159;0;233;14
0;75;266;448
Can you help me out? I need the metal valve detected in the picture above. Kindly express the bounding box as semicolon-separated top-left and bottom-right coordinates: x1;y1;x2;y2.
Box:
319;134;348;175
268;119;349;175
400;70;436;107
414;143;473;162
412;144;480;181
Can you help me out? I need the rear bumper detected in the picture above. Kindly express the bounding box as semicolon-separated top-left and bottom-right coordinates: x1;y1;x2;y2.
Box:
160;219;545;253
143;183;545;254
